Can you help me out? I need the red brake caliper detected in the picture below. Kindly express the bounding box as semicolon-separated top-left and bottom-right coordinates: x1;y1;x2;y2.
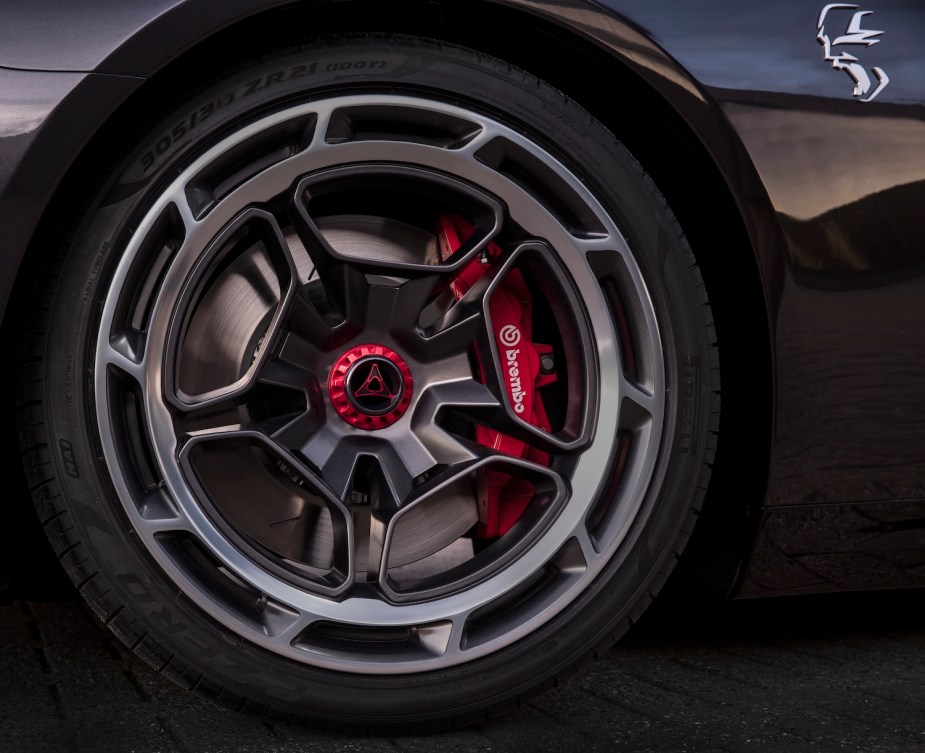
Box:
436;216;556;538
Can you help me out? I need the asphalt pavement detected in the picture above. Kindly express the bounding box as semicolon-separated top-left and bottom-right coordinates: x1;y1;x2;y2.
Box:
1;585;924;753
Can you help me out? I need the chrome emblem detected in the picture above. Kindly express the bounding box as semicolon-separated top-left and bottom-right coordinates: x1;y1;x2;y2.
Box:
817;4;889;102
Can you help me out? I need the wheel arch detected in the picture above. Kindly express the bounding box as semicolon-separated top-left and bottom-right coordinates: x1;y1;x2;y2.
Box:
5;0;775;597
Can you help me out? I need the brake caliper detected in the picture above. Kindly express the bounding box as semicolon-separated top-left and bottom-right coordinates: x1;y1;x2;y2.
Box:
436;216;556;538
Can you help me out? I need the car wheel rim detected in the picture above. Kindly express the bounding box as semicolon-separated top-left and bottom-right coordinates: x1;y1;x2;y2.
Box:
95;94;665;674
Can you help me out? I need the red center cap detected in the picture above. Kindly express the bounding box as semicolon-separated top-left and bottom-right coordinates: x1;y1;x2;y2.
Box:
329;344;414;430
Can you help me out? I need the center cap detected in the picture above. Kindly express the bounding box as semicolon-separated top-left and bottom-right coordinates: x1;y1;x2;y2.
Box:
329;344;413;430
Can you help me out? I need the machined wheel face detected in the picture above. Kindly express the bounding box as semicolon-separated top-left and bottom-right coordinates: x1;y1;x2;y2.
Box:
94;94;665;674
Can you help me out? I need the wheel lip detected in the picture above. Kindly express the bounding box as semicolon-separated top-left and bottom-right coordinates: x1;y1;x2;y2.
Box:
93;93;665;674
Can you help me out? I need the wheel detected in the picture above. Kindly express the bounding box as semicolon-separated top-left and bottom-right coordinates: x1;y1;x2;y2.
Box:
18;36;718;730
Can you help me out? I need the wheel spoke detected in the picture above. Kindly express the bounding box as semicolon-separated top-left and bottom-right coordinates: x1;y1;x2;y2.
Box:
256;353;314;393
363;447;419;582
98;338;146;383
286;284;361;351
289;194;370;327
173;384;308;447
414;375;503;450
298;425;359;500
269;413;323;457
618;376;660;431
130;488;195;534
272;607;323;646
417;273;494;360
387;275;445;358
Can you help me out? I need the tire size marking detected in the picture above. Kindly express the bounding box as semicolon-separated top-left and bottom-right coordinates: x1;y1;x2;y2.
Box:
240;60;385;97
242;63;318;96
141;92;236;173
139;59;389;174
677;356;700;454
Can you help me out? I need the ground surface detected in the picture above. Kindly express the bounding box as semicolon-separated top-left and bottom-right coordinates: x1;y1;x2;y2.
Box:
1;586;923;753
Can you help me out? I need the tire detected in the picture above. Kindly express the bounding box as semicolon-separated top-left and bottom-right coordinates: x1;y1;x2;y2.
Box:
17;36;718;730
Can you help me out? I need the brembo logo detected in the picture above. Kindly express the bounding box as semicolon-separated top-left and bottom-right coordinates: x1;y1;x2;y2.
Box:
498;325;527;413
499;324;521;347
504;347;527;414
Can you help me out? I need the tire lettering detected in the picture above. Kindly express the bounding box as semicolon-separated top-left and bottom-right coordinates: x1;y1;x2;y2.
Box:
677;356;699;454
263;71;285;87
242;64;319;97
140;91;236;173
325;60;386;73
64;352;76;406
59;439;80;478
82;249;105;303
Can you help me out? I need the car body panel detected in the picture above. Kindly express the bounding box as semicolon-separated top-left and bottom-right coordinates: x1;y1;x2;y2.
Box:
2;0;924;596
0;0;186;72
598;0;924;103
0;69;142;323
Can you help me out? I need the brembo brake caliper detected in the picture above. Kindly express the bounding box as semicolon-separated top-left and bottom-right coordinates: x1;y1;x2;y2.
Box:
436;216;556;538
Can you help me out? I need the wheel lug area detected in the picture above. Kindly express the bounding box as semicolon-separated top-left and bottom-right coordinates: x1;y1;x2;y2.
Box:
328;344;413;430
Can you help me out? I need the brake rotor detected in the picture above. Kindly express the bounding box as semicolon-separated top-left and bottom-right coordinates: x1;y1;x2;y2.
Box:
177;244;280;396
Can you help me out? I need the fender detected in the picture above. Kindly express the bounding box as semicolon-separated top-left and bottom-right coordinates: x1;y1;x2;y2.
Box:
0;0;779;328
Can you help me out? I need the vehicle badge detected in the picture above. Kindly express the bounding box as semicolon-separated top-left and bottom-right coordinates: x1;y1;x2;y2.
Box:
347;358;403;415
817;4;889;102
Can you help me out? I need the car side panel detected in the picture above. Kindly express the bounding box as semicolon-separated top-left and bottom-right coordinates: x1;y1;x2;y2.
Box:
0;0;184;71
598;0;923;103
598;0;925;507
